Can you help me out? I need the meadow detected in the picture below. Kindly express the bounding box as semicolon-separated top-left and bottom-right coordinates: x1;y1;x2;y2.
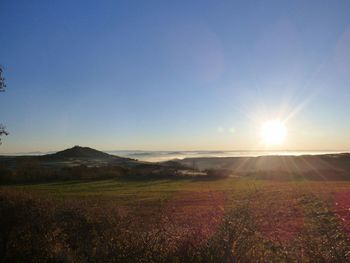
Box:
1;177;349;262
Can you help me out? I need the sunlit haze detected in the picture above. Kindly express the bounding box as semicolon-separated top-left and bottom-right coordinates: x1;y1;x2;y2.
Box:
260;120;287;146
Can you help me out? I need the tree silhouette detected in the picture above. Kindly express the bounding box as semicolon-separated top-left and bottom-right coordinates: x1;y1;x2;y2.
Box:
0;66;8;145
0;66;6;92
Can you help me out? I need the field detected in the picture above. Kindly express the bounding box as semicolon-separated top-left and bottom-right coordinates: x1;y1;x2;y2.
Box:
1;178;350;262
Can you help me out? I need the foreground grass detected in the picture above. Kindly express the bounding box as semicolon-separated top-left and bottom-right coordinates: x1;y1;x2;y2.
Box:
0;178;265;205
1;178;350;262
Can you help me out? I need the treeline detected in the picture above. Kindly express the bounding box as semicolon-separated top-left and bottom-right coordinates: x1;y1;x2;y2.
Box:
2;158;348;184
0;163;126;183
0;161;189;184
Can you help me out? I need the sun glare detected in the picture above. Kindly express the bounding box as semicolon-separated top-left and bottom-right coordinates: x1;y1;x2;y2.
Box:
260;120;287;146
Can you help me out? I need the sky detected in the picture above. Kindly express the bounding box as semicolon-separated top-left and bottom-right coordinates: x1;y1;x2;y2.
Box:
1;0;350;153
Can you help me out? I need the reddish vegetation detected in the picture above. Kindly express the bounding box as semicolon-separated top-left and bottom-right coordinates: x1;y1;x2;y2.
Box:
252;191;304;244
1;181;350;262
161;191;225;246
333;189;350;236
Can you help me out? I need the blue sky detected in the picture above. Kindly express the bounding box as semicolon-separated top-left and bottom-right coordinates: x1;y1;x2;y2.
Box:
1;0;350;152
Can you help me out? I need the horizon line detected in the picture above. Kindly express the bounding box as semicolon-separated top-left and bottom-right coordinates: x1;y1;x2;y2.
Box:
1;147;350;156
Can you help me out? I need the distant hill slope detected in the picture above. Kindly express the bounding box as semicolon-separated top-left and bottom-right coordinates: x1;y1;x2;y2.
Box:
175;153;350;179
42;146;118;160
39;146;140;167
0;146;140;168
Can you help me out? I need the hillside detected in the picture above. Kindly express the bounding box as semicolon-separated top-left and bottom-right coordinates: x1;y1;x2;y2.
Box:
42;146;121;160
175;153;350;179
0;146;140;168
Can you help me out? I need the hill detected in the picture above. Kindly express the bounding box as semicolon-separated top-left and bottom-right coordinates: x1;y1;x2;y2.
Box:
175;153;350;180
42;146;121;160
0;146;186;183
0;146;140;169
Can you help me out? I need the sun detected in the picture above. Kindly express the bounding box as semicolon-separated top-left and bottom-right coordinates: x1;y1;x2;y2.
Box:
260;120;287;146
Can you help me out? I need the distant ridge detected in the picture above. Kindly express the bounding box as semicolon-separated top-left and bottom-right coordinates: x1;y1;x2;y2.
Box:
44;145;115;160
36;146;139;167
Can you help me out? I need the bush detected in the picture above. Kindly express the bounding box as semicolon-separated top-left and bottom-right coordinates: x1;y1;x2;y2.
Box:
205;169;232;179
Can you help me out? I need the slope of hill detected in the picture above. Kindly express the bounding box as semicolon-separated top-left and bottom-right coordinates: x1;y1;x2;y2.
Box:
0;146;190;183
175;153;350;179
41;145;140;167
0;146;140;168
2;147;350;181
42;146;121;160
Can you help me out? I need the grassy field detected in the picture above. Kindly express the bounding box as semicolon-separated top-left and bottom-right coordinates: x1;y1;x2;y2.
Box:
1;178;350;262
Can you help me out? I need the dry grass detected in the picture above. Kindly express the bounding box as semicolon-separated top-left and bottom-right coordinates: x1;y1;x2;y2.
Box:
0;178;350;262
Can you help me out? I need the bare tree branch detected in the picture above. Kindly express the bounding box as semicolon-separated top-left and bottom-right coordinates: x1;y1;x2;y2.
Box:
0;65;6;92
0;65;8;145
